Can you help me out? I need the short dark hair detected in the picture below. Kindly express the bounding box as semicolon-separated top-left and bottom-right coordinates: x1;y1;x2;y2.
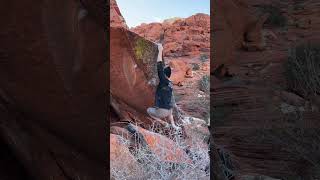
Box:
164;66;171;78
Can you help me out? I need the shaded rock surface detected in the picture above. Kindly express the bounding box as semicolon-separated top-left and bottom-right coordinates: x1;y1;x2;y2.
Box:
213;0;320;178
0;0;107;179
212;0;268;73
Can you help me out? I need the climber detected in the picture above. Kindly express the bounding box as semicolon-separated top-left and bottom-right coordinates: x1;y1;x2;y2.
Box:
147;43;180;130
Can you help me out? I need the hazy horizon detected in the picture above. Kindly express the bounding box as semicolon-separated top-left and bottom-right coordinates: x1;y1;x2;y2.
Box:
116;0;210;28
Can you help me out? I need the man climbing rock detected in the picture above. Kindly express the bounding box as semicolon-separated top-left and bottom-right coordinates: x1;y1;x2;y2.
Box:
147;44;180;130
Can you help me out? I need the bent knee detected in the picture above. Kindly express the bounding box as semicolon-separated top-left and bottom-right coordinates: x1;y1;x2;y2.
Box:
147;107;156;115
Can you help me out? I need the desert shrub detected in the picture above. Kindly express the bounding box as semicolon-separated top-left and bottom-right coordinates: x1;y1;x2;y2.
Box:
192;63;200;71
199;75;210;92
200;96;210;125
111;127;210;179
255;4;287;27
285;42;320;98
200;54;209;63
248;108;320;178
270;124;320;178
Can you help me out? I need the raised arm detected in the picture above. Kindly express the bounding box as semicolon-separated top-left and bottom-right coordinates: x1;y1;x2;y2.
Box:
157;43;163;62
156;44;167;83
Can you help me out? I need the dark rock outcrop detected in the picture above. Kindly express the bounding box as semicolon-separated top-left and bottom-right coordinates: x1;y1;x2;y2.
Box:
0;1;107;179
213;0;320;178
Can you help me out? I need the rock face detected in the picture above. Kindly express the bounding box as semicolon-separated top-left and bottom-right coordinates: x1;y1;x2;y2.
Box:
212;0;268;73
168;60;190;85
110;27;158;116
213;0;320;178
110;0;128;29
109;0;163;128
0;0;107;179
131;125;192;164
131;13;210;57
110;134;144;178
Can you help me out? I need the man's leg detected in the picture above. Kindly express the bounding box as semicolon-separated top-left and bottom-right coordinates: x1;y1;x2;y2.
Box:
167;111;181;130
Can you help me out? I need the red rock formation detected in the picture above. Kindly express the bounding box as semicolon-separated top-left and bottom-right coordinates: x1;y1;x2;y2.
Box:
131;13;210;57
110;27;158;117
132;125;192;164
168;60;190;85
212;0;268;73
213;0;320;178
131;12;211;122
110;134;143;177
110;0;128;29
109;0;165;129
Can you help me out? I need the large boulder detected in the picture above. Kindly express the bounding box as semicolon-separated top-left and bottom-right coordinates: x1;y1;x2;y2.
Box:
110;0;171;125
110;134;144;179
128;125;192;164
110;0;128;29
0;0;107;179
110;27;159;115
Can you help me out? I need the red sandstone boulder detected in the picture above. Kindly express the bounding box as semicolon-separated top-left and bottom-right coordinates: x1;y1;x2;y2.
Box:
110;0;160;119
130;23;163;42
168;60;189;85
110;27;159;115
131;125;192;164
110;0;128;29
110;134;144;179
110;126;133;141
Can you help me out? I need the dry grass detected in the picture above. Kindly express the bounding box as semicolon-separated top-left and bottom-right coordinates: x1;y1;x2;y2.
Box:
199;75;210;93
247;106;320;179
110;125;210;180
285;42;320;98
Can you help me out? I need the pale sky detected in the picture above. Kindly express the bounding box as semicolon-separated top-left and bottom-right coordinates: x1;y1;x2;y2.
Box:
116;0;210;28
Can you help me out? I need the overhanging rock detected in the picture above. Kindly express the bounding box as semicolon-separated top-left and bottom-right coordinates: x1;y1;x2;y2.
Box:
110;27;159;116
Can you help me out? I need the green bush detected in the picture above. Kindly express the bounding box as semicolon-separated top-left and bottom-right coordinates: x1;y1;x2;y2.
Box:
285;42;320;98
192;63;200;71
199;75;210;92
200;54;209;63
256;5;287;27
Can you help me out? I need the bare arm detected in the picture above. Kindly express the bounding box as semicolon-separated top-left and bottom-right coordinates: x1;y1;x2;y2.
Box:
157;43;163;62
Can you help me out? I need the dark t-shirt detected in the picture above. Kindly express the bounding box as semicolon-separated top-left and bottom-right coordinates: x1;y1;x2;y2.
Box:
155;61;174;109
